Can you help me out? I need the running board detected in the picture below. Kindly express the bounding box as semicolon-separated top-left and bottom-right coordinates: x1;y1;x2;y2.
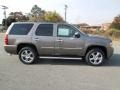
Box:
39;56;82;60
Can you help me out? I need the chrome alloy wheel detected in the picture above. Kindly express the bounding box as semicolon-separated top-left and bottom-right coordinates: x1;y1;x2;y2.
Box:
21;50;34;63
89;51;103;65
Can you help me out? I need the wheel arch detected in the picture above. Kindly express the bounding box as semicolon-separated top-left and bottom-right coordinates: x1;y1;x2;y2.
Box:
17;43;38;55
85;45;107;58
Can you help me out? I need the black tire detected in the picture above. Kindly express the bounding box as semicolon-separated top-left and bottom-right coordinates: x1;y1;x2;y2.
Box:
18;47;38;64
85;48;105;66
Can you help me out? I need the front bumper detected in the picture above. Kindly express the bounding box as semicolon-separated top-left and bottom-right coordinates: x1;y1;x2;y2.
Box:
106;45;114;59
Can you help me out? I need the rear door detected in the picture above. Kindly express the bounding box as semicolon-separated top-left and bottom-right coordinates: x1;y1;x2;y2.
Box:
33;24;55;55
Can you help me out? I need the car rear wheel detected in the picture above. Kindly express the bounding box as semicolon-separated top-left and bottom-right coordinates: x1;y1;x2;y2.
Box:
85;48;105;66
18;47;38;64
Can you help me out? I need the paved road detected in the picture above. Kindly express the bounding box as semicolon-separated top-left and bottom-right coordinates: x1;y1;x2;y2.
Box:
0;33;120;90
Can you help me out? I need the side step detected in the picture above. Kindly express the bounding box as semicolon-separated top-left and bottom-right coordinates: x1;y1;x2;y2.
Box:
39;56;82;60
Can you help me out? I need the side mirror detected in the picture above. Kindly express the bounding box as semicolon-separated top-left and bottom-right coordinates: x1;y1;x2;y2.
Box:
74;32;80;38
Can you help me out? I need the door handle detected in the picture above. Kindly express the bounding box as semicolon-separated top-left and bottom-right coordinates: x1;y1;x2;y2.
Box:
69;37;74;40
56;39;63;42
34;38;39;41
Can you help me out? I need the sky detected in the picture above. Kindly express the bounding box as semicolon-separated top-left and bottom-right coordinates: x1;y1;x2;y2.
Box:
0;0;120;25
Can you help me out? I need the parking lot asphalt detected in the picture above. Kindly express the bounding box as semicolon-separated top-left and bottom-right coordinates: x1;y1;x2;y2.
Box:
0;33;120;90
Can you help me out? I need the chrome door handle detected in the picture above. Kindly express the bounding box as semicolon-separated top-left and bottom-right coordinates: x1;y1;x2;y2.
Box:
69;37;74;40
34;38;39;41
56;39;63;42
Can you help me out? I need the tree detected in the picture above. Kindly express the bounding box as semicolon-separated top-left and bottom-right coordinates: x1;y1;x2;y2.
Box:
43;11;64;22
2;12;28;27
2;18;16;27
29;5;45;21
29;5;64;22
111;15;120;30
8;12;29;21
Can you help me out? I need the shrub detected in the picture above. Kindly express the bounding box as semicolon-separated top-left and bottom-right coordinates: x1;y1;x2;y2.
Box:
105;29;120;38
110;15;120;30
81;29;105;36
81;29;120;39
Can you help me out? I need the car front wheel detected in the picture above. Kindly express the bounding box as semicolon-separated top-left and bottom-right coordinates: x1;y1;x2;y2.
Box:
85;48;105;66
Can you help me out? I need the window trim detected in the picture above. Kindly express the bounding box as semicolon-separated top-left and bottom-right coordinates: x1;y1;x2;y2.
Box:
35;24;54;36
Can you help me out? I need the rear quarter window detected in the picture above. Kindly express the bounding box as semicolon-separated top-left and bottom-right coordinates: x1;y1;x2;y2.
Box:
9;24;33;35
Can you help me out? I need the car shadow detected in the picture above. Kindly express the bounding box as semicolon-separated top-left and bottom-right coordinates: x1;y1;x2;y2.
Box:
35;54;120;67
103;54;120;67
36;58;86;66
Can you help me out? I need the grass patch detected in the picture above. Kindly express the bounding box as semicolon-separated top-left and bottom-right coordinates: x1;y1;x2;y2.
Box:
81;29;120;40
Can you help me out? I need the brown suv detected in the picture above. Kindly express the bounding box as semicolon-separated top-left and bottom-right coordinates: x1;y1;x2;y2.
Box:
4;22;114;66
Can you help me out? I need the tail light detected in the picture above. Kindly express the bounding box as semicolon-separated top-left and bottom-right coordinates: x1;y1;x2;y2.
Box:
4;34;8;45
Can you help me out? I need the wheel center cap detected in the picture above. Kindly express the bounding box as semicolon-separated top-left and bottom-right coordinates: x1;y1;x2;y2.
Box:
94;56;98;60
26;55;30;58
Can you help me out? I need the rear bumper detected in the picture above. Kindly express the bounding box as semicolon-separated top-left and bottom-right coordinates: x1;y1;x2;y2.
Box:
106;46;114;59
4;45;17;54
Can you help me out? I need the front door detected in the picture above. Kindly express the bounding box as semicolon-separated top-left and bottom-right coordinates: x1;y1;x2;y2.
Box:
55;24;84;56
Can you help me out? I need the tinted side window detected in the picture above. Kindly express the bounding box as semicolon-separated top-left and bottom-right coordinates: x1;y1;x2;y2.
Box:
36;24;53;36
9;24;33;35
